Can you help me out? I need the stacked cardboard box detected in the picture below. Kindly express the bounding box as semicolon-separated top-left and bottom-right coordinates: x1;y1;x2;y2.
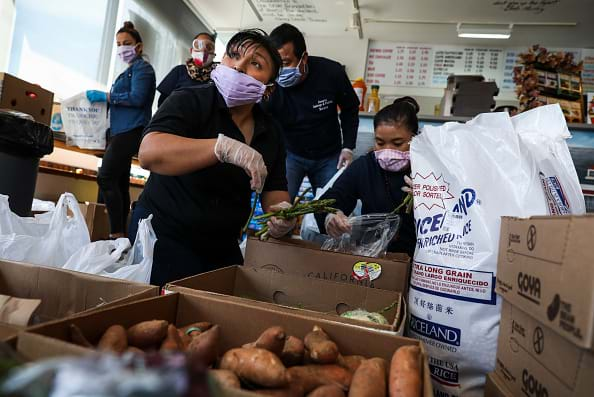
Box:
0;260;159;342
491;215;594;396
0;73;54;126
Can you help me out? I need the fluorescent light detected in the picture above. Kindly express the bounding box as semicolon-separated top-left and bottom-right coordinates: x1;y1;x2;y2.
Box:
458;32;511;39
457;23;512;39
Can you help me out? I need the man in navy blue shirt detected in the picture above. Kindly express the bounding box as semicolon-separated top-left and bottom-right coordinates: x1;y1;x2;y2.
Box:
265;24;360;200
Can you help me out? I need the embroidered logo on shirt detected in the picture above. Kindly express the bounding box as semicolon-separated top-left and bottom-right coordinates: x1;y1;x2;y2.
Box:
313;98;334;112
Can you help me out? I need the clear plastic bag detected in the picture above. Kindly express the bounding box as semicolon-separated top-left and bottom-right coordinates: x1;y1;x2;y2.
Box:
321;213;400;258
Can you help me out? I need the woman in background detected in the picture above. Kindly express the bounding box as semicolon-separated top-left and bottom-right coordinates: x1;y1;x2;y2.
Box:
315;97;419;257
86;21;156;239
157;32;217;106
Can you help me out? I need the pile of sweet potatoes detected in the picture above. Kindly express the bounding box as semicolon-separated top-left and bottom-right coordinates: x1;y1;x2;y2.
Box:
68;321;422;397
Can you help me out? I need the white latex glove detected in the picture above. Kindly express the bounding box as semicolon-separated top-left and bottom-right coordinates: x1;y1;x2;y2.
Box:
324;211;352;238
214;134;268;193
266;201;296;238
337;148;354;169
401;174;413;194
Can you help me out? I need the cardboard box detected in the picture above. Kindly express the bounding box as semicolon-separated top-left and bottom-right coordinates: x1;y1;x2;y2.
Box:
244;237;411;292
19;293;433;396
496;215;594;349
165;265;404;333
494;300;594;397
79;202;110;241
0;260;158;341
0;73;54;126
485;372;513;397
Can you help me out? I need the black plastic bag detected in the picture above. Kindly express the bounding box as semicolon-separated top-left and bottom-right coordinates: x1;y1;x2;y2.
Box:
0;110;53;158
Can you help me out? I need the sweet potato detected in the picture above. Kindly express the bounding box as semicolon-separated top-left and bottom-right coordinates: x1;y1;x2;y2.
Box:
307;384;346;397
349;358;387;397
338;355;365;373
287;365;352;394
220;347;287;388
243;326;286;356
253;383;304;397
69;324;93;348
304;326;339;364
187;324;221;366
389;345;422;397
98;325;128;353
127;320;168;348
281;335;305;367
160;324;184;351
209;369;241;389
178;328;192;350
181;322;212;337
125;346;145;355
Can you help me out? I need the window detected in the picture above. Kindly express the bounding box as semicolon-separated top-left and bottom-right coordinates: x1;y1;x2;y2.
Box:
9;0;113;100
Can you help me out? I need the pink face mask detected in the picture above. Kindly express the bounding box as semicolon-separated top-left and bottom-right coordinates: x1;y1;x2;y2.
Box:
374;149;410;172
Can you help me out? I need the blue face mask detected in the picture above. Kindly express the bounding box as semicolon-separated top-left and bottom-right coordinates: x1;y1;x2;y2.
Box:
277;58;304;88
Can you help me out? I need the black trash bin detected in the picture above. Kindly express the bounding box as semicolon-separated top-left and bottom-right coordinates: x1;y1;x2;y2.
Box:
0;110;53;216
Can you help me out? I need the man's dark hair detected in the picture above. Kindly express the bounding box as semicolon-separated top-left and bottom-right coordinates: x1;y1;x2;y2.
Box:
194;32;216;42
226;29;282;83
269;23;306;59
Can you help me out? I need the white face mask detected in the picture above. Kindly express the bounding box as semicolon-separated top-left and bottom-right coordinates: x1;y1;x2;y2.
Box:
191;50;215;67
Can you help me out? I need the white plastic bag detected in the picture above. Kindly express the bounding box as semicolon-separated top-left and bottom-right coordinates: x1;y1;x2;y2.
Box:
300;167;346;238
406;112;550;396
513;104;586;215
0;193;90;267
63;215;156;283
61;92;107;150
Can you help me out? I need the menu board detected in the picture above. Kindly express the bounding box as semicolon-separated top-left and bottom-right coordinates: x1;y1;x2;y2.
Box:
366;41;586;92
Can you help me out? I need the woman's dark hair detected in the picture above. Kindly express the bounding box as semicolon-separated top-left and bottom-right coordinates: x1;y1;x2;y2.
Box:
270;23;306;59
373;96;420;134
226;29;282;83
194;32;216;42
117;21;142;43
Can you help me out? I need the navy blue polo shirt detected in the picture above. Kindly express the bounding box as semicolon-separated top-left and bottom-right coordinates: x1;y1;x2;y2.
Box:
156;63;215;106
263;56;360;160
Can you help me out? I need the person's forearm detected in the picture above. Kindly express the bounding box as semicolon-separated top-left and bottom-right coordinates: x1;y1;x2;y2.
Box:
139;132;218;175
261;190;291;212
339;109;359;150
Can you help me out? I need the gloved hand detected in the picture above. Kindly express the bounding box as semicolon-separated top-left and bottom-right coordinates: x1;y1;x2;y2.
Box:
337;148;353;169
214;134;268;193
86;90;108;103
401;174;413;194
324;211;351;238
266;201;296;238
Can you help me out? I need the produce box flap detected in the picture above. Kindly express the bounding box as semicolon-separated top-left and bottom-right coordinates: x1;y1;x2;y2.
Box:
244;237;410;291
0;323;22;342
0;72;54;125
0;260;158;325
167;265;402;331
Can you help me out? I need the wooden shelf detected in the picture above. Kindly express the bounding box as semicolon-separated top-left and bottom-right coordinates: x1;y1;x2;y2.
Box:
52;139;140;166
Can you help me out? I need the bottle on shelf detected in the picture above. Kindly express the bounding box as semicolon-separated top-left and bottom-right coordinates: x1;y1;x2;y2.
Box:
352;78;367;111
366;85;380;113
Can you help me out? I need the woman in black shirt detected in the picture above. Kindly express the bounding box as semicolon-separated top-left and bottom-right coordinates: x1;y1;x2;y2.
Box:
131;30;295;286
315;97;419;257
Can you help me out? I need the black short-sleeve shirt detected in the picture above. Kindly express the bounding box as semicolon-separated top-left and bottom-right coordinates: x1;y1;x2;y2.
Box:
139;83;287;242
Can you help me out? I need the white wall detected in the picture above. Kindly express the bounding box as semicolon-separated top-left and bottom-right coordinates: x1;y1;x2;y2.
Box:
0;0;16;71
306;35;519;115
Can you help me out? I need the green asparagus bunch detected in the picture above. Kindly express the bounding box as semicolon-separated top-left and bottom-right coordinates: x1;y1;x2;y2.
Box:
243;188;338;240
